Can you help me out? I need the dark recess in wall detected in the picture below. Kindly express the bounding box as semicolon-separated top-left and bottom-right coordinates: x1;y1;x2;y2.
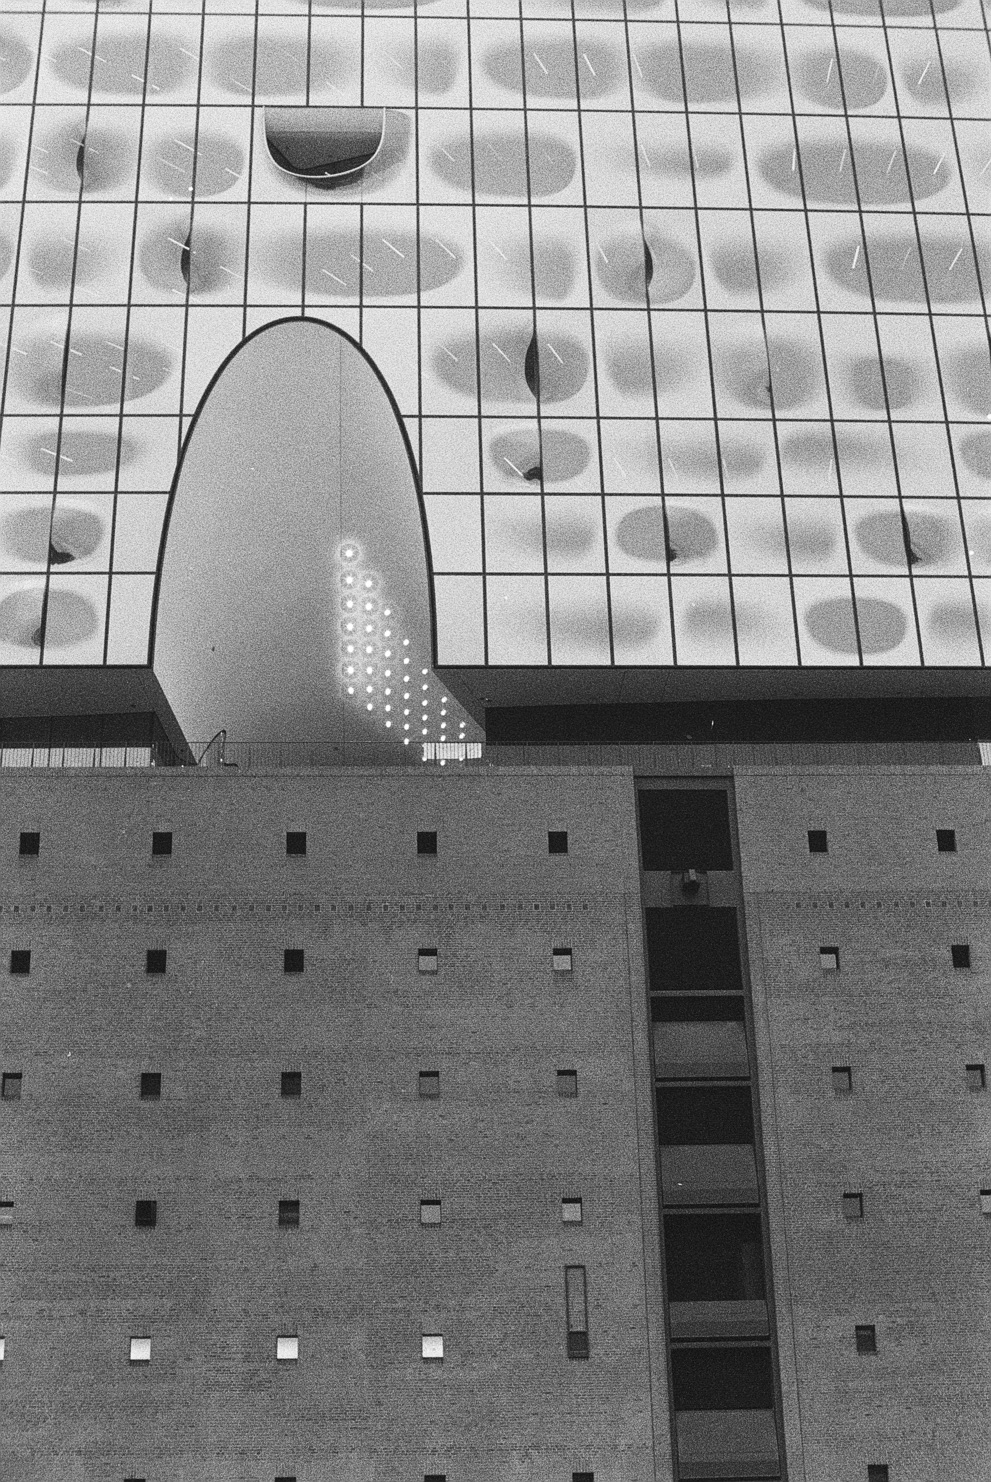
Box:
486;697;991;746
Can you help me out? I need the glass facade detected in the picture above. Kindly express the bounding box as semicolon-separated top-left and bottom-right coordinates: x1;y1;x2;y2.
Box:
1;0;989;678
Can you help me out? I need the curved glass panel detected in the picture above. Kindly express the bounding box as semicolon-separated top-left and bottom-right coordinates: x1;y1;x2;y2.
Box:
264;106;386;183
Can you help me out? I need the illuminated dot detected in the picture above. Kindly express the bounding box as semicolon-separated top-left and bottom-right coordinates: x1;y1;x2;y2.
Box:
385;704;392;712
404;708;410;716
343;574;355;586
422;669;428;675
421;683;428;691
365;667;374;676
440;759;447;767
366;685;374;694
421;728;428;736
383;630;392;638
385;720;392;728
403;738;410;746
347;686;355;695
384;608;391;616
385;687;392;696
403;639;410;646
364;578;374;588
403;723;410;731
366;702;374;711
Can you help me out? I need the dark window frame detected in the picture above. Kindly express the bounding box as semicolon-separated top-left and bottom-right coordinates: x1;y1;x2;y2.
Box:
285;831;307;857
936;828;957;853
134;1199;158;1229
278;1199;300;1229
9;949;31;975
557;1069;578;1098
416;831;438;856
548;830;569;855
807;829;828;854
281;1070;302;1099
855;1324;877;1355
283;948;304;975
139;1071;162;1100
951;943;971;969
418;1071;440;1099
18;831;40;858
1;1073;23;1101
145;949;167;975
151;831;173;857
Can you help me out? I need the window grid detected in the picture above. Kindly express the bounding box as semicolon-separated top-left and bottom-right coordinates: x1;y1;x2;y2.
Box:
0;6;987;680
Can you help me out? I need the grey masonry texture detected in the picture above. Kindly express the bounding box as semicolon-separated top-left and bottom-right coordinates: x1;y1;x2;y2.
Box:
2;760;991;1478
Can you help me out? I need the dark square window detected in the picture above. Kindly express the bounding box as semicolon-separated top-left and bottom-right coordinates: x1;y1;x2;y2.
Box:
832;1066;853;1095
278;1199;300;1229
424;1475;447;1482
966;1063;986;1091
842;1192;864;1221
952;943;971;969
0;1200;14;1226
151;831;172;857
936;829;956;853
867;1469;889;1482
552;946;573;973
557;1070;578;1098
9;950;30;975
145;949;167;975
286;831;306;856
18;831;40;857
139;1072;162;1100
567;1331;590;1360
134;1199;158;1228
124;1477;147;1482
1;1073;22;1101
418;947;439;974
855;1324;877;1355
645;907;742;995
275;1476;297;1482
548;830;569;854
573;1474;595;1482
808;830;828;854
281;1071;302;1099
283;949;304;974
419;1071;440;1099
820;946;840;971
638;789;732;872
417;831;438;856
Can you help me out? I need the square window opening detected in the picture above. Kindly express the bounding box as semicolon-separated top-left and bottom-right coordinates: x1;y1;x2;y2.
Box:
424;1475;447;1482
966;1063;986;1091
807;830;828;854
278;1199;300;1229
286;831;307;856
867;1468;890;1482
553;947;573;973
952;943;971;969
420;1199;442;1226
936;829;957;853
419;1071;440;1098
855;1324;877;1355
831;1065;853;1095
557;1070;578;1098
9;950;31;975
276;1335;299;1362
139;1072;162;1100
820;947;840;971
151;831;172;857
421;1333;444;1361
283;948;304;974
281;1070;302;1099
129;1337;151;1364
145;949;167;975
565;1265;589;1360
0;1201;14;1226
418;948;439;974
134;1199;158;1229
417;831;438;856
548;830;569;855
573;1474;595;1482
842;1192;864;1221
562;1198;583;1224
18;831;39;858
981;1189;991;1216
1;1073;22;1101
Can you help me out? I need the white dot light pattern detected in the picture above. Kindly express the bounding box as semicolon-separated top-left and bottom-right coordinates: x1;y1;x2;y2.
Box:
337;540;478;755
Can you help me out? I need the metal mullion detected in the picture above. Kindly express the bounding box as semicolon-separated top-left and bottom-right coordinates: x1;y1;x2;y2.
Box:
239;0;260;345
774;13;861;668
875;8;984;664
464;5;488;665
620;7;678;664
40;1;102;666
0;10;47;435
724;8;801;666
515;4;550;666
825;4;925;666
567;1;613;664
671;0;740;667
104;2;161;665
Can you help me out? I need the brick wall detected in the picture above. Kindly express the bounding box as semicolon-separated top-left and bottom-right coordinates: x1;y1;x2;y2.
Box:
0;766;670;1482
